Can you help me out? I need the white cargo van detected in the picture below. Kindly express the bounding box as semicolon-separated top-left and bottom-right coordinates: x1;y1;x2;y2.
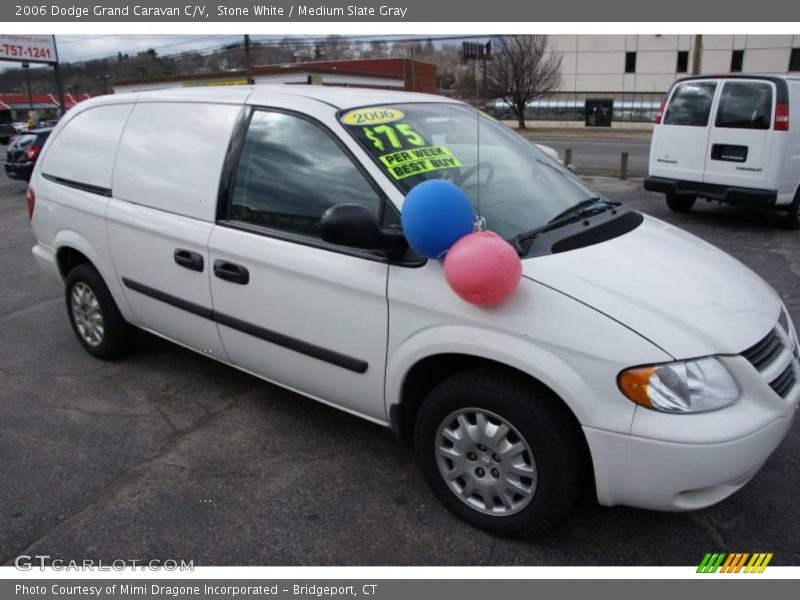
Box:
646;75;800;228
28;86;799;536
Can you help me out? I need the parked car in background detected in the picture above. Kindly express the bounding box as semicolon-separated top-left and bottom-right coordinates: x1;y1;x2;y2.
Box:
12;122;28;133
4;128;52;181
0;123;16;145
27;87;799;537
646;74;800;228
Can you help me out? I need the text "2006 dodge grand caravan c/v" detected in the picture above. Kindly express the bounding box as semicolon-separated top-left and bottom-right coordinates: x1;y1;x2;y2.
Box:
28;86;799;536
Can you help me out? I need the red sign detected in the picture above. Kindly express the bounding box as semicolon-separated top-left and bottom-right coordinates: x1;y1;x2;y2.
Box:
0;35;56;64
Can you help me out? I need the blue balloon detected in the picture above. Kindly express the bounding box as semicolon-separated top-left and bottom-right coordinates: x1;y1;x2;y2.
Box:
401;180;474;258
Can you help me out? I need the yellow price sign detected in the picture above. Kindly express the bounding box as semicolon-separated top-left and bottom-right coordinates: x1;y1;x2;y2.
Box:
340;107;405;126
379;146;463;180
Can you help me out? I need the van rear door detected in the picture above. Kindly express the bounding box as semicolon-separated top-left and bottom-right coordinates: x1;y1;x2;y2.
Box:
649;79;719;184
702;79;775;189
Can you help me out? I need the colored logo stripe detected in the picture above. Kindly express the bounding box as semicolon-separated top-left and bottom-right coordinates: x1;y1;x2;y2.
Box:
697;552;773;573
745;553;773;573
697;553;726;573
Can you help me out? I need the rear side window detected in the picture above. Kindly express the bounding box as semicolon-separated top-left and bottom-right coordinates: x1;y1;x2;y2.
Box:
12;134;37;149
40;104;132;189
228;110;383;239
664;81;717;127
113;102;241;221
714;82;772;130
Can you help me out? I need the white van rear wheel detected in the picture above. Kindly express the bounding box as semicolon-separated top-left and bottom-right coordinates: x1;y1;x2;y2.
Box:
65;264;137;359
666;193;696;213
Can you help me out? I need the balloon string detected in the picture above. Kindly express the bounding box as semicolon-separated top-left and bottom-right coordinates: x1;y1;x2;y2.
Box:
475;73;481;224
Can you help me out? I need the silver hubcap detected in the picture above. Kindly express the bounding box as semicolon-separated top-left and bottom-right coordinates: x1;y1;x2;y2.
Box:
435;408;537;516
70;282;104;347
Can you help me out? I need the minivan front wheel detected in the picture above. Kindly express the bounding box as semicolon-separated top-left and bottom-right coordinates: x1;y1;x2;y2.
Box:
415;369;587;537
65;263;136;359
666;193;696;213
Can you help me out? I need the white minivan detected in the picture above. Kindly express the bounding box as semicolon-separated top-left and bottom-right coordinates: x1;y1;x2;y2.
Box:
646;74;800;228
29;86;799;536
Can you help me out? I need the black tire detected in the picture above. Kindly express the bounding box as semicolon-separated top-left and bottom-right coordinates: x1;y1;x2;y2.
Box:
666;193;696;213
65;263;137;359
414;369;587;538
786;190;800;230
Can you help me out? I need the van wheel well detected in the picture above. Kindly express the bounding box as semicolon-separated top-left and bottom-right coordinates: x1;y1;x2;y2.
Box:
393;354;595;496
56;247;91;279
393;354;583;443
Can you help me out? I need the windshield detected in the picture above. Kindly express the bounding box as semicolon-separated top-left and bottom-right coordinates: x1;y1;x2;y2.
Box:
340;102;599;240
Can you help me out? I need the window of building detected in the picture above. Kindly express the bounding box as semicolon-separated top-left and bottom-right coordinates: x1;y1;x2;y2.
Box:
676;51;689;73
730;49;744;73
715;81;772;130
790;48;800;72
663;81;718;127
229;111;383;239
625;52;637;74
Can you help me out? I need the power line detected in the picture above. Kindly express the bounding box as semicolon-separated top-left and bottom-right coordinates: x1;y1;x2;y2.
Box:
64;34;488;66
62;35;241;62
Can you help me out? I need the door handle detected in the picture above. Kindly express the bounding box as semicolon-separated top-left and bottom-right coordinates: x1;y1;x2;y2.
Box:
174;249;204;272
213;260;249;285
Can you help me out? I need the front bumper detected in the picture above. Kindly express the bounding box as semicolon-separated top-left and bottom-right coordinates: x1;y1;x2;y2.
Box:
587;352;798;511
585;413;794;511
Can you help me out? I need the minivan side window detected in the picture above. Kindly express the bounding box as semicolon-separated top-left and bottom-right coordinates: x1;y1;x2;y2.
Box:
40;104;132;189
714;82;772;130
663;81;717;127
228;111;383;239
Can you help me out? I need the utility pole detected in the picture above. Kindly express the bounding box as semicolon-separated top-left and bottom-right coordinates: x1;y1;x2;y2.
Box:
22;63;34;115
53;37;66;116
691;34;703;75
410;45;416;92
244;34;253;84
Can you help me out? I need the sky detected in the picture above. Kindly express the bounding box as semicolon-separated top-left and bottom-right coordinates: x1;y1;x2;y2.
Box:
20;34;448;64
54;34;259;62
0;33;471;72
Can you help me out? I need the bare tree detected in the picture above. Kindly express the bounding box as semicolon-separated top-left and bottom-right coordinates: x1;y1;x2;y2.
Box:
487;35;562;129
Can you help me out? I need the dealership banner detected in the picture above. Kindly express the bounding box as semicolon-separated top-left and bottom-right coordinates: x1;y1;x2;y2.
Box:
2;0;800;22
3;579;798;599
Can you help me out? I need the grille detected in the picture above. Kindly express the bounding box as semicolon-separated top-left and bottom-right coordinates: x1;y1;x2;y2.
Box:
742;311;799;400
771;364;797;398
741;329;784;371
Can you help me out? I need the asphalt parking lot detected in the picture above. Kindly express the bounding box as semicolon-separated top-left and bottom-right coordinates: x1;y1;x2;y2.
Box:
1;169;798;567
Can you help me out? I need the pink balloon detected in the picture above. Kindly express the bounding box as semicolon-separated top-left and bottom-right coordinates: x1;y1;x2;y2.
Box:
443;231;523;306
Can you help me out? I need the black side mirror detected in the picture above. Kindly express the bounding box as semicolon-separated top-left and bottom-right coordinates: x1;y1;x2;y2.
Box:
320;204;407;253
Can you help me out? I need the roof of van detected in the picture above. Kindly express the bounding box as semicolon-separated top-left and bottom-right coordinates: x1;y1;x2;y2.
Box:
86;84;460;111
674;74;800;81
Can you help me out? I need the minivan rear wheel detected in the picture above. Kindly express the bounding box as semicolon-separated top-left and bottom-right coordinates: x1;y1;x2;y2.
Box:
414;369;587;537
65;263;137;359
666;193;696;213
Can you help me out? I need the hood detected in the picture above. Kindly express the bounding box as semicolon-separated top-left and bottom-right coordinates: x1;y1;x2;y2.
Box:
522;215;781;358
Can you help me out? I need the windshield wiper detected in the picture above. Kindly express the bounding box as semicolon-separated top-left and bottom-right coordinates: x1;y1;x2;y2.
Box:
510;197;616;252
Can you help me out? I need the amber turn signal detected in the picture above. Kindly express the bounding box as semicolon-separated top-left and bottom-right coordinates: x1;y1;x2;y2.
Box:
618;367;656;408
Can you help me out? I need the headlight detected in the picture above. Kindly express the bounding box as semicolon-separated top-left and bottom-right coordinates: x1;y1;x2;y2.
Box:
618;357;739;413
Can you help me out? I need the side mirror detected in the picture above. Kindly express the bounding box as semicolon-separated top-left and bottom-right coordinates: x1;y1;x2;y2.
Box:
566;164;577;174
320;204;408;253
